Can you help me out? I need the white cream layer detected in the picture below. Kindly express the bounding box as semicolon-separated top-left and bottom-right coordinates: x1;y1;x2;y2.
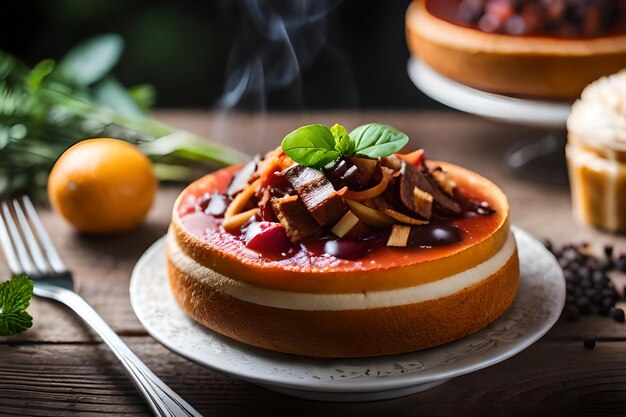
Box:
167;231;517;311
568;70;626;152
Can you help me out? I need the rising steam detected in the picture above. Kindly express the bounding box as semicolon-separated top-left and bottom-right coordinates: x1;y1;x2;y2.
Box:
219;0;343;110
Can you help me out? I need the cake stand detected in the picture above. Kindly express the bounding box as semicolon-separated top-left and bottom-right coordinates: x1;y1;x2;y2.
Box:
408;58;572;183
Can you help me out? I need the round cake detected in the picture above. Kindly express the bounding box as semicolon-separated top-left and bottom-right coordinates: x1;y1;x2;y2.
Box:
166;123;519;357
406;0;626;99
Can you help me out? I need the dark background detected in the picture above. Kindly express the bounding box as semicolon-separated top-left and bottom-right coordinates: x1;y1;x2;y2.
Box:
0;0;443;110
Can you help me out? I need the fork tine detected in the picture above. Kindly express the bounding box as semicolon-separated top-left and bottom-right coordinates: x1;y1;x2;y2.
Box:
22;196;67;273
13;198;49;274
1;201;37;276
0;203;23;275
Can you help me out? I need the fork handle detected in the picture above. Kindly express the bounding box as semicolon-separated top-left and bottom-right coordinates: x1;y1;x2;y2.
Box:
35;283;202;417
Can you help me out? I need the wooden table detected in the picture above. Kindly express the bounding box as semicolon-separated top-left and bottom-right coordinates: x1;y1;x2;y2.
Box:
1;111;625;416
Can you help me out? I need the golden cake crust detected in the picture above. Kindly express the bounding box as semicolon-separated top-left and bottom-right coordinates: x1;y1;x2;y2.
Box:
167;250;519;357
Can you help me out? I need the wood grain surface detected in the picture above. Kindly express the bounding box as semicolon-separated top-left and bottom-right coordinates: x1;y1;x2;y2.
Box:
1;111;625;416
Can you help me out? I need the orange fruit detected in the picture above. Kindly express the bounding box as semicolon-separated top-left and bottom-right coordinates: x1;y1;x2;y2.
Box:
48;138;157;233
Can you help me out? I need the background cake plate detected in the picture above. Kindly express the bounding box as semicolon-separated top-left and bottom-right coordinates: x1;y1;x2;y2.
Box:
407;58;571;129
130;226;565;402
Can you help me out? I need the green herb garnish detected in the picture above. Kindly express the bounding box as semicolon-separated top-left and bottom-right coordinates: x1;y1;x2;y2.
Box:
0;34;248;197
349;123;409;158
281;124;341;169
281;123;409;168
330;123;355;156
0;275;34;336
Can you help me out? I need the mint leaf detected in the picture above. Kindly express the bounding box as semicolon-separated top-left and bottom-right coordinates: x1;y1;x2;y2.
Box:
331;123;355;155
0;275;34;336
1;275;32;311
350;123;409;158
281;124;341;168
0;310;33;336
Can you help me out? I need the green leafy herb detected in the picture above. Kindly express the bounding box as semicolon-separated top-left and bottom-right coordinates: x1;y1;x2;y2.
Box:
281;122;409;168
281;124;341;168
331;123;354;155
0;275;34;336
350;123;409;158
0;34;248;198
58;34;124;86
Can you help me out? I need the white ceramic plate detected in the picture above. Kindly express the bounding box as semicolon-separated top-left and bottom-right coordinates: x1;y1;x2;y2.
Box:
130;226;564;402
408;58;571;129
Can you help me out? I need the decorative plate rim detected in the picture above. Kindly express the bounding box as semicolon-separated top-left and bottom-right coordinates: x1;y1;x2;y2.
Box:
130;226;564;393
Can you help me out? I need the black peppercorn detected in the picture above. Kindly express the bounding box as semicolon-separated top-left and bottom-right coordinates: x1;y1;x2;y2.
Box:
544;240;624;332
583;335;596;350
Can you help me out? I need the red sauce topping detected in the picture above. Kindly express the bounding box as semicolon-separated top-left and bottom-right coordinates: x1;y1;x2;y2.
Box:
178;170;501;264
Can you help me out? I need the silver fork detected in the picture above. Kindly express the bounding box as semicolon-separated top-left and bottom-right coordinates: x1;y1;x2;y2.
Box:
0;196;202;417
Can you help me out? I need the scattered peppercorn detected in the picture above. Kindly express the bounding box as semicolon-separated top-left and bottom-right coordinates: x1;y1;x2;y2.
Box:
543;240;624;326
583;335;596;350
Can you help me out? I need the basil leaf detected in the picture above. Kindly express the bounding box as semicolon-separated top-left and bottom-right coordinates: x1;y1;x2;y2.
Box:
281;124;340;168
0;274;34;336
331;123;355;155
350;123;409;158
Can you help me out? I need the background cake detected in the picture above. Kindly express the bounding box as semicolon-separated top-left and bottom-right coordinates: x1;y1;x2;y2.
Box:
406;0;626;99
567;70;626;232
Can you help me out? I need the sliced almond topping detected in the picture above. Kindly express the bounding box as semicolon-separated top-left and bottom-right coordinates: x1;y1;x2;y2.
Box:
350;157;378;175
223;208;258;232
225;178;262;219
331;210;360;238
387;224;411;247
413;187;433;219
382;209;428;225
345;200;395;228
431;168;456;196
227;157;259;196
